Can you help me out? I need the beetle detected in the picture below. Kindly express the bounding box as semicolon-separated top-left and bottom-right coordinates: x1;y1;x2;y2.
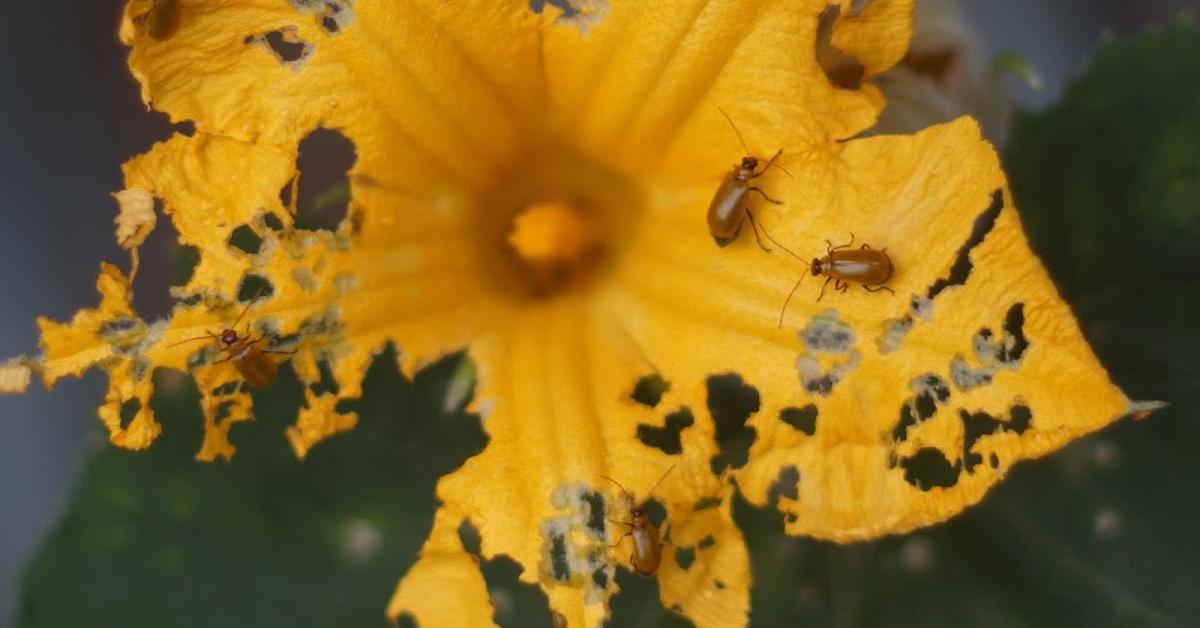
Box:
138;0;181;41
602;465;675;576
778;233;896;328
706;109;794;252
168;292;294;387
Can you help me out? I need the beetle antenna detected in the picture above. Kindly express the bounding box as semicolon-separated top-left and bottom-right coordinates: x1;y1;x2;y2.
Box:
718;107;752;156
770;161;793;178
230;285;270;331
167;332;218;348
645;463;676;499
778;274;807;329
601;475;633;501
756;223;805;263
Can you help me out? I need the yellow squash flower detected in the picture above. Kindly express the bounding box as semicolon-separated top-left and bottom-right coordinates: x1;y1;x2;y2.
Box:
2;0;1152;626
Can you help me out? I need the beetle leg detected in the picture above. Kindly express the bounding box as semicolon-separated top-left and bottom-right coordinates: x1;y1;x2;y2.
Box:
609;531;631;548
746;186;783;205
744;210;773;253
836;280;849;293
860;243;872;250
863;284;895;295
831;233;854;251
263;349;297;355
817;276;833;301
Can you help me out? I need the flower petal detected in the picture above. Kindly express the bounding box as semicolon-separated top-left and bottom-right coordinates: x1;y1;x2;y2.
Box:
430;297;751;626
0;359;32;394
830;0;916;77
543;0;888;175
619;116;1128;540
387;508;495;627
121;0;545;189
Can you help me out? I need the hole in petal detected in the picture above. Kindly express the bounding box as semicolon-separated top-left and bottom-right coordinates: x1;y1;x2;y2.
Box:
393;614;417;628
926;189;1004;299
118;398;142;430
293;128;356;231
479;555;553;625
609;571;690;627
636;499;666;530
636;407;693;455
457;518;483;555
706;374;760;473
261;211;286;231
697;535;715;550
795;310;861;398
767;465;800;505
227;224;263;255
674;546;696;570
237;275;274;302
961;404;1032;473
580;489;608;538
534;0;611;34
310;360;339;395
630;373;670;408
287;0;356;33
899;448;961;490
891;374;951;444
1000;304;1030;363
816;5;865;89
245;27;313;66
779;405;818;435
131;204;196;320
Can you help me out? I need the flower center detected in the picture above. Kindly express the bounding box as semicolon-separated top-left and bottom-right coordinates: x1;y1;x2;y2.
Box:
477;142;640;301
506;201;598;292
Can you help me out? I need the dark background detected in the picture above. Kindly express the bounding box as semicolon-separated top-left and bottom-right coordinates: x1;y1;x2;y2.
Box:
1;1;1198;626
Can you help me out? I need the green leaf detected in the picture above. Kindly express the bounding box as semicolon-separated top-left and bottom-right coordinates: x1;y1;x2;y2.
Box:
18;349;488;628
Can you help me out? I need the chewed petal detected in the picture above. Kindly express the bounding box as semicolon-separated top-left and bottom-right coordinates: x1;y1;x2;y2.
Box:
121;0;545;189
387;508;495;627
0;360;32;394
830;0;916;77
431;297;751;626
287;389;359;459
616;116;1127;540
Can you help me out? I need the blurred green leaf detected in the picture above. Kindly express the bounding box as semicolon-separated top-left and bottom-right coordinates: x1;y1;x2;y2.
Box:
18;349;490;628
992;51;1043;91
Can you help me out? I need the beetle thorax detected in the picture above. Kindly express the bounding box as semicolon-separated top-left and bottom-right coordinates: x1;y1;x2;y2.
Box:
734;156;759;181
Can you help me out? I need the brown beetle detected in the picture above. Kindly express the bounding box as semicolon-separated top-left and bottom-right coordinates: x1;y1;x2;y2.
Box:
169;293;294;387
603;465;674;576
138;0;181;41
706;109;792;251
779;233;896;327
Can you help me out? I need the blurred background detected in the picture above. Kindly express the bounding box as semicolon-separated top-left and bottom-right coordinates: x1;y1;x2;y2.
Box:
1;1;1198;626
